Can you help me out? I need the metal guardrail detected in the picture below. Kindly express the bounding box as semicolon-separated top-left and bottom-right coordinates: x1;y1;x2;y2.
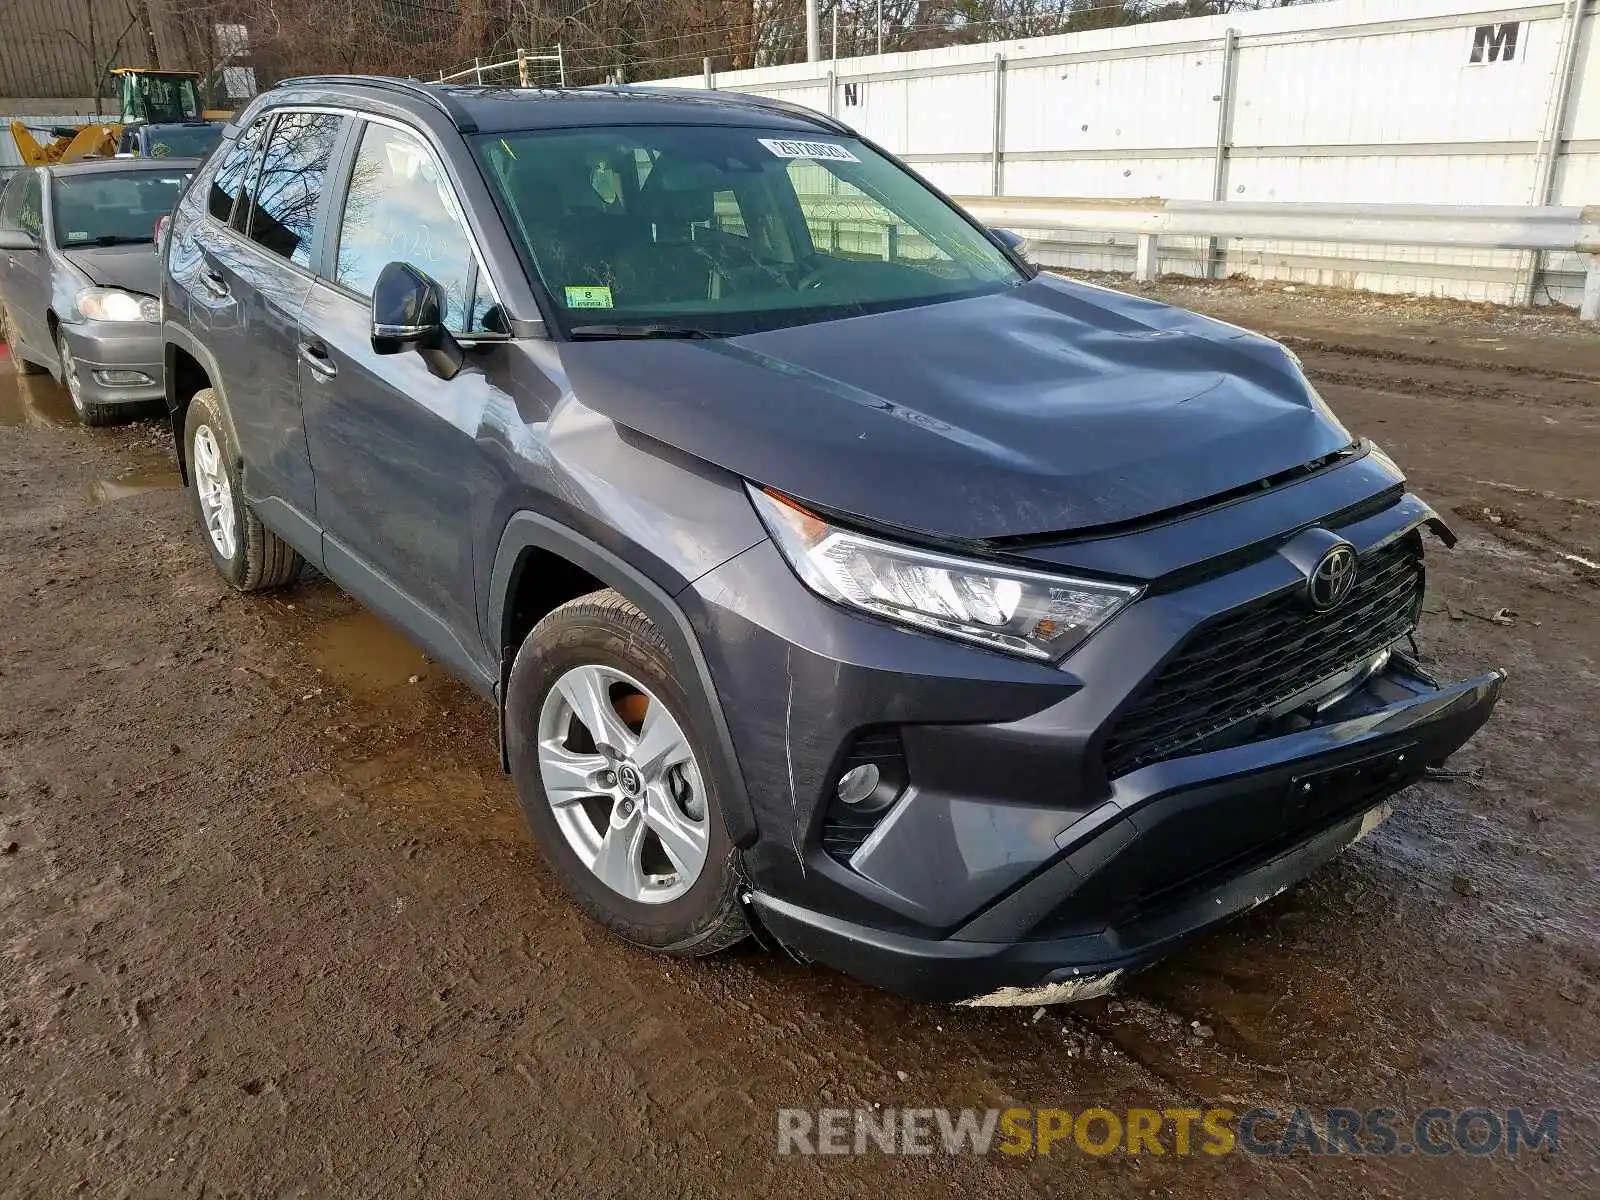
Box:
955;196;1600;323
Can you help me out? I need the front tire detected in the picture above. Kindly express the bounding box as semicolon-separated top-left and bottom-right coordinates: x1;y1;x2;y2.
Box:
183;388;302;592
56;331;118;426
506;589;748;956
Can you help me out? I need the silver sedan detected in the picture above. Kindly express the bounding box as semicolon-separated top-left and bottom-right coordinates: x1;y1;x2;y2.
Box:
0;156;197;424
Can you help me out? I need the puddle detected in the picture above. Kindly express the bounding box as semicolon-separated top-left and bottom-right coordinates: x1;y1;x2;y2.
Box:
302;609;431;697
88;464;181;503
0;372;76;428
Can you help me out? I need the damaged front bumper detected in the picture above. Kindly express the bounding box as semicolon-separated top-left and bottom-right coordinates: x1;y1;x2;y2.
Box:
746;659;1503;1005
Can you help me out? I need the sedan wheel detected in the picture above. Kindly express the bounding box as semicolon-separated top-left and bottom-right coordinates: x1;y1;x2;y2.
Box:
58;337;84;414
537;663;710;905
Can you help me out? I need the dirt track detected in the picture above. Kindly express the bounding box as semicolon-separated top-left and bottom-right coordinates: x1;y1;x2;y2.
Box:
2;283;1598;1198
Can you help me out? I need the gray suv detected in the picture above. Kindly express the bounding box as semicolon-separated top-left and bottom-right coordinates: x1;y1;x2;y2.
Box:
161;76;1501;1006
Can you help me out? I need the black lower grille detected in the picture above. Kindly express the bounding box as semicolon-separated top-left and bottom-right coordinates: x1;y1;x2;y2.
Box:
1102;533;1424;778
820;731;905;861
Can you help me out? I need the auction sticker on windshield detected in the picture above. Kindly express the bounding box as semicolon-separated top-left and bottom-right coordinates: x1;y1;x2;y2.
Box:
758;138;860;162
564;285;614;309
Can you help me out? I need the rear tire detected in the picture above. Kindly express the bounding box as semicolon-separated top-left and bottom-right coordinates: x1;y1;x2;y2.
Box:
2;309;47;375
506;588;748;957
183;388;302;592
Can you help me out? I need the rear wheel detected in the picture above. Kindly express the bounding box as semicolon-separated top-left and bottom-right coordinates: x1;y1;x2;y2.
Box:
183;388;302;591
506;589;748;955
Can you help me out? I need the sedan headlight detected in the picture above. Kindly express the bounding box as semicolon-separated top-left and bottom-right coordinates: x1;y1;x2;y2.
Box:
750;486;1140;661
75;287;159;323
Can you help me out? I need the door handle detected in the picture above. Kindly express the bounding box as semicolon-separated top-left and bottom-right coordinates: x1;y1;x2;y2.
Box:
298;341;337;380
198;268;229;298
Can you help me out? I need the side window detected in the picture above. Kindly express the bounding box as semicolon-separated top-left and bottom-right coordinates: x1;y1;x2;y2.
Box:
17;174;41;239
334;122;499;334
207;116;269;224
0;173;27;229
240;112;343;267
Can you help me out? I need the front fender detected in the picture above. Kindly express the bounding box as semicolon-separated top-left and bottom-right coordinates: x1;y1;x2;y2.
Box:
488;512;758;848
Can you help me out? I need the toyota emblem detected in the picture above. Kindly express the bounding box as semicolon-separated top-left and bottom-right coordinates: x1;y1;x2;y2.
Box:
1306;544;1358;611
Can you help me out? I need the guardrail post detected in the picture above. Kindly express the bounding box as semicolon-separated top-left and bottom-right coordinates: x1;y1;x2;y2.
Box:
1135;234;1159;284
991;53;1006;197
704;57;715;90
1583;256;1600;323
1208;28;1239;279
517;50;529;88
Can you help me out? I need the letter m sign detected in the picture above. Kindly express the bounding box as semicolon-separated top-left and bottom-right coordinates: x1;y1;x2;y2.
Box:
1469;22;1520;64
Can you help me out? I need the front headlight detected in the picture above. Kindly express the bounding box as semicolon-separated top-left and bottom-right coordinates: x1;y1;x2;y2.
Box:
75;287;159;323
750;486;1140;661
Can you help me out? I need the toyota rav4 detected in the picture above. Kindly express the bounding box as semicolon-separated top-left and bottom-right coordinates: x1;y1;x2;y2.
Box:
159;76;1502;1006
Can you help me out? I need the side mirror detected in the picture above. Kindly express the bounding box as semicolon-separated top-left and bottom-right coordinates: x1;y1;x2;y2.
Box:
0;228;38;252
988;227;1029;257
370;260;464;381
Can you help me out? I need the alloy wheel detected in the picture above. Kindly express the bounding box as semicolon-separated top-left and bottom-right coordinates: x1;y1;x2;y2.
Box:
191;424;237;561
58;338;83;414
537;663;709;904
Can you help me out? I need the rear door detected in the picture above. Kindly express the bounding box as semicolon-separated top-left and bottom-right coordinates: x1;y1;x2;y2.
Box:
226;109;347;524
298;116;505;686
179;109;344;524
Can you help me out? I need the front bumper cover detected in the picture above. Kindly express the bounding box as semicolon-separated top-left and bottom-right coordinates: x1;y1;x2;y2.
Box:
747;662;1502;1004
60;322;163;406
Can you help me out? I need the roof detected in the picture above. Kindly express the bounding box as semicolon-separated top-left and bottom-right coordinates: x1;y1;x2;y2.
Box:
271;76;850;137
46;156;202;177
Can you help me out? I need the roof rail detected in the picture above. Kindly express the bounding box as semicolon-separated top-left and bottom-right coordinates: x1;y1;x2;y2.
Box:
272;75;477;132
609;85;852;136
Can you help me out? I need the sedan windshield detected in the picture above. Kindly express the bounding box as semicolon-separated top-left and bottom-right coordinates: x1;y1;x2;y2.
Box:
52;171;192;247
475;125;1025;335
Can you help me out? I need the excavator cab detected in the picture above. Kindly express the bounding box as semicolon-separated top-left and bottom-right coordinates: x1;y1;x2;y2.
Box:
112;69;204;125
9;69;228;166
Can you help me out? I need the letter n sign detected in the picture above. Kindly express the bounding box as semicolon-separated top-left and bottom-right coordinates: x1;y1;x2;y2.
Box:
844;83;862;107
1469;22;1520;64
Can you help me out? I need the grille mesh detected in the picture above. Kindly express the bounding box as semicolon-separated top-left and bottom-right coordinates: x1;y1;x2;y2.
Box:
1101;534;1424;778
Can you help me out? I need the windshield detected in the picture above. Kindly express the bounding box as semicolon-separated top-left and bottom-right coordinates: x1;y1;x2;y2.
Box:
51;170;192;247
474;125;1025;335
143;124;222;159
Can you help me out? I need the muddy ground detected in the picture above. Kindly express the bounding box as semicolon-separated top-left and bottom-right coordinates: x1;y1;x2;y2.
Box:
1;283;1597;1198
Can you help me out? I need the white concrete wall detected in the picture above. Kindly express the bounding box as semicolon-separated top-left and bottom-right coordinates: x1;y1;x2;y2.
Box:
660;0;1600;309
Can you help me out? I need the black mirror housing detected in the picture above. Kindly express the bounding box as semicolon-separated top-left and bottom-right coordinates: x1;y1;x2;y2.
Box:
370;260;464;380
988;227;1029;257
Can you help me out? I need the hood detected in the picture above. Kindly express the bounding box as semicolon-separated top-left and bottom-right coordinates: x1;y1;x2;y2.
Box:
558;275;1352;541
60;243;160;298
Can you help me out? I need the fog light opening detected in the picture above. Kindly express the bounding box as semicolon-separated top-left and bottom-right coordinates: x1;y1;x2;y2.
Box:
836;763;881;806
92;369;153;387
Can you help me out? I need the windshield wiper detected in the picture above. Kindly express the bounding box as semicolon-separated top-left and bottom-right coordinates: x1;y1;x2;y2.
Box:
568;323;713;340
69;235;153;248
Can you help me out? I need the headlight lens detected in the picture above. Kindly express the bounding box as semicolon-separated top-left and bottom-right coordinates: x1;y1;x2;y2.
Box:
76;287;158;323
750;486;1140;661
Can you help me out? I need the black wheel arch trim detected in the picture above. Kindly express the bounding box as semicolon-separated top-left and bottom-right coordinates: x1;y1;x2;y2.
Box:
489;511;758;849
163;326;242;486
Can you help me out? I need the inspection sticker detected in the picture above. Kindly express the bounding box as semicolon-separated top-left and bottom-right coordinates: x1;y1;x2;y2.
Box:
564;284;613;309
757;138;860;162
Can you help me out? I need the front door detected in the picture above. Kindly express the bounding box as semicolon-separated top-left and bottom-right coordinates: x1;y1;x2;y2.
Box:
1;172;49;361
299;118;505;684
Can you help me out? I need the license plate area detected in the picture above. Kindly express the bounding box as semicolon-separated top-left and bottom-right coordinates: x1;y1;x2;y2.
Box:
1288;742;1417;824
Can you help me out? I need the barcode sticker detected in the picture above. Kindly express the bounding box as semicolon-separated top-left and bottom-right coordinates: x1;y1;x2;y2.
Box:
757;138;860;162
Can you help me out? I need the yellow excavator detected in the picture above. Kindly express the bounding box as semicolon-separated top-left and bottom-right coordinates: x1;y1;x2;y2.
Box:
10;68;232;166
